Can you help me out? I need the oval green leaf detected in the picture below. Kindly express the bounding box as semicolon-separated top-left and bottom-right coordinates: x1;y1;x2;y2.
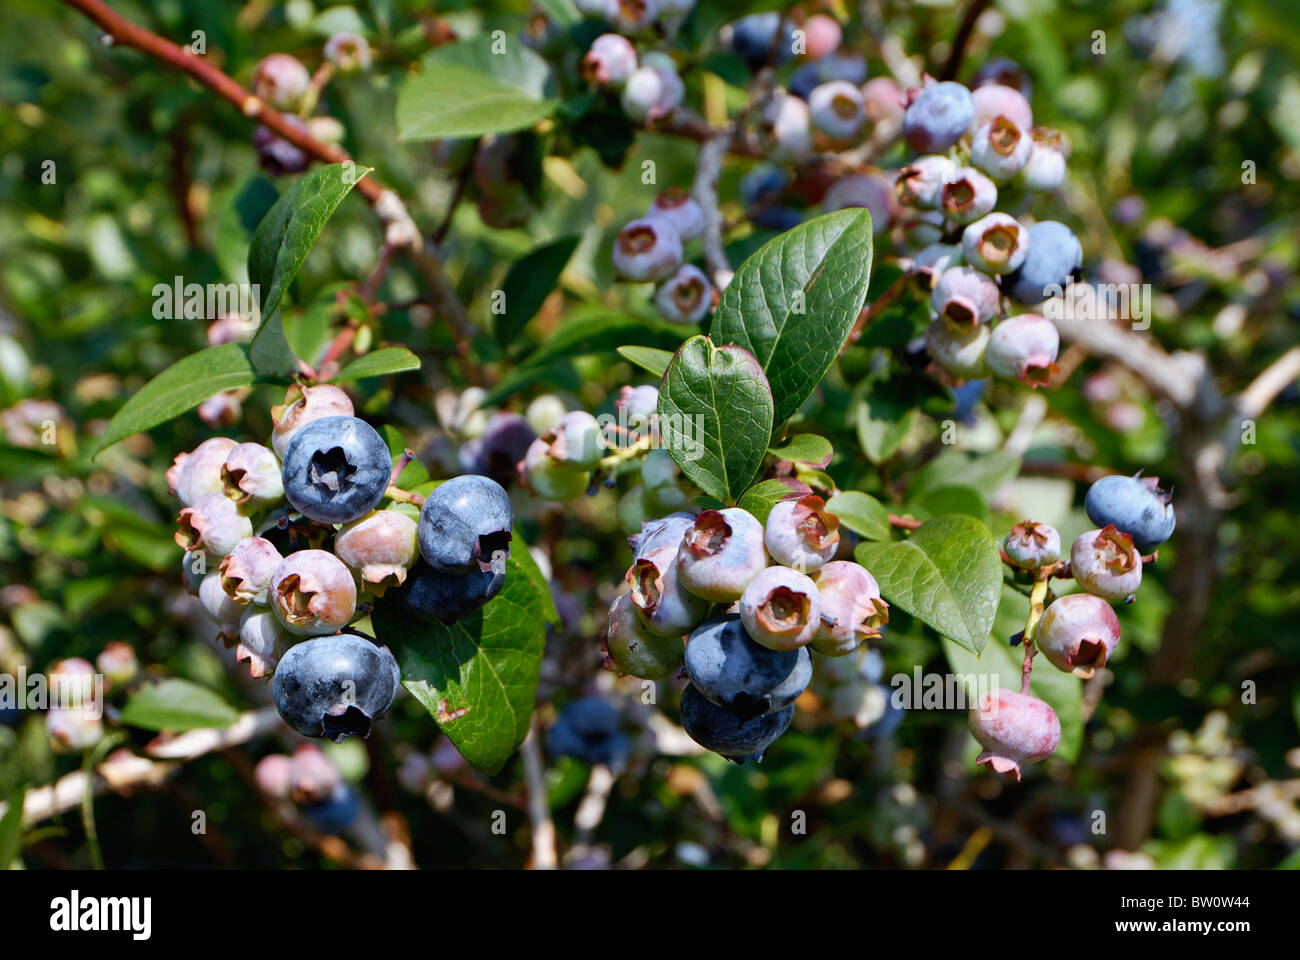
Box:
855;513;1001;654
658;335;774;504
94;344;258;456
710;208;873;425
825;490;891;542
371;541;557;776
120;678;240;731
329;347;421;382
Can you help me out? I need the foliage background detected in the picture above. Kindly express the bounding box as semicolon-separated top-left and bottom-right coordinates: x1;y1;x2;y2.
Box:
0;0;1298;869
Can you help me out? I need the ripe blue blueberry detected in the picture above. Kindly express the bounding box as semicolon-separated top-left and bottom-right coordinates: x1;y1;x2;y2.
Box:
282;415;392;525
272;633;400;742
460;411;536;488
727;13;782;66
253;117;311;176
302;783;361;833
392;559;505;624
417;474;514;574
1006;220;1083;304
548;696;630;768
1084;473;1176;553
684;614;812;720
902;80;974;153
679;683;794;764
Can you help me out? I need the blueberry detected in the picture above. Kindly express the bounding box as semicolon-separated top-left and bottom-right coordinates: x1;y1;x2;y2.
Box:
969;83;1033;133
250;53;311;111
323;33;371;72
808;81;866;143
176;492;253;560
604;593;684;678
253;117;311;177
334;509;419;596
613;217;683;281
985;313;1060;386
931;265;1000;327
646;186;704;242
269;549;358;637
679;683;794;763
940;166;998;225
738;565;821;650
728;12;782;66
895;154;957;210
676;507;768;602
167;437;238;507
655;265;713;325
764;495;841;574
759;92;813;163
684;615;811;720
1006;220;1082;305
1070;526;1143;601
583;33;638;87
1083;473;1176;553
302;783;361;833
961;212;1030;275
925;317;990;379
282;415;392;525
1036;593;1121;678
810;561;889;656
548;696;630;768
272;633;400;742
969;688;1060;782
1003;520;1061;570
903;80;974;153
417;474;514;574
391;559;505;624
463;412;536;488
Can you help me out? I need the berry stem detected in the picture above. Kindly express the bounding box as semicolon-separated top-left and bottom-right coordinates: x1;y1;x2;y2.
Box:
390;448;417;485
1019;576;1050;694
888;513;922;531
385;484;425;507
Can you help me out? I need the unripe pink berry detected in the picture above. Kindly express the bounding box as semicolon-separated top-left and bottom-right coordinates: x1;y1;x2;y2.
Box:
811;560;889;656
207;313;253;346
739;566;821;651
251;53;311;111
323;32;371;72
1071;525;1143;601
199;391;242;428
939;166;998;225
925;317;990;379
543;410;605;470
222;442;284;509
970;83;1033;132
334;509;419;596
617;384;660;422
199;570;245;642
646;186;704;241
800;14;842;60
961;212;1030;275
96;641;138;687
254;753;294;798
764;495;841;573
969;688;1060;781
1019;128;1067;192
605;0;657;32
931;265;1000;327
235;606;290;679
291;743;342;803
862;76;905;122
269;549;358;637
176;492;254;559
613;218;683;282
270;383;355;460
583;33;638;87
1036;593;1121;678
219;535;284;605
759;92;814;163
655;264;713;324
1003;520;1061;570
986;313;1060;387
46;706;103;753
677;508;768;602
628;543;710;637
894;154;956;209
971;117;1033;182
167;437;238;506
620;63;683;123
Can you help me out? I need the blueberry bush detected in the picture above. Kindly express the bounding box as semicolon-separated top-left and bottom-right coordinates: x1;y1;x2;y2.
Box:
0;0;1298;871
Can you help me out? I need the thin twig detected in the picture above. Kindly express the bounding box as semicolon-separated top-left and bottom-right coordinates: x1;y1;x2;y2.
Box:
520;718;557;869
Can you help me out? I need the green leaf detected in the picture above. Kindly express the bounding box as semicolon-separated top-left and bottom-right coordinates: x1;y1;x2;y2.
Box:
524;311;689;369
397;38;559;140
616;345;673;378
247;163;370;373
371;543;557;776
910;449;1021;502
710;208;873;425
825;490;891;542
120;678;240;731
855;390;915;464
910;484;989;526
329;347;421;382
94;344;258;456
497;235;579;349
855;514;1001;654
768;433;832;468
737;477;813;524
658;335;774;504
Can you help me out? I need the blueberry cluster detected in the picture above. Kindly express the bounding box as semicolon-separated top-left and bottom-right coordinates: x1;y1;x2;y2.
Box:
611;188;711;324
981;474;1176;780
171;383;516;743
603;497;888;763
